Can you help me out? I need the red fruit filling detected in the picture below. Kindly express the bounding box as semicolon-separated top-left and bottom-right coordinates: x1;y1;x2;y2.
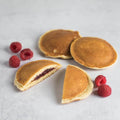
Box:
32;68;55;82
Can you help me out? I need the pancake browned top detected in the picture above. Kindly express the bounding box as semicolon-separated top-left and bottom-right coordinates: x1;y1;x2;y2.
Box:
62;65;90;100
70;37;117;69
39;29;80;59
16;60;61;85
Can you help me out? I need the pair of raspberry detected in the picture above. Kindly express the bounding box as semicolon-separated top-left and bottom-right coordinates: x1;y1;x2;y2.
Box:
95;75;112;97
9;42;33;68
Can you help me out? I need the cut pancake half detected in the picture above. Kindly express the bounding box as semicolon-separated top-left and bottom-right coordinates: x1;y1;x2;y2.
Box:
14;60;61;91
39;29;80;59
62;65;93;104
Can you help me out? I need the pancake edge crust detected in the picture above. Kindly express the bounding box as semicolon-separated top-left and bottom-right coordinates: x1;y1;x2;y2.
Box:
38;29;81;59
61;65;93;104
14;60;61;91
70;37;118;69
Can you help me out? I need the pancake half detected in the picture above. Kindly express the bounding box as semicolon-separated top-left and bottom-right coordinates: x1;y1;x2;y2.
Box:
14;60;61;91
62;65;93;104
39;29;80;59
70;37;117;69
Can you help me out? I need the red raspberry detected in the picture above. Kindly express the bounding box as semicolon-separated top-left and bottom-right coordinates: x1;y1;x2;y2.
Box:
9;55;20;68
95;75;106;87
20;48;33;60
98;84;112;97
10;42;22;53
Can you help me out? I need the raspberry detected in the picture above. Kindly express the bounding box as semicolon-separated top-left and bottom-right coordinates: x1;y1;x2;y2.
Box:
10;42;22;53
20;48;33;60
95;75;106;87
9;55;20;68
97;84;112;97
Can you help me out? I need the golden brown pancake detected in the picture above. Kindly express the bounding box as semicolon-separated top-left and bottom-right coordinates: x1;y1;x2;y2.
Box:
14;60;61;91
62;65;93;104
70;37;117;69
39;29;80;59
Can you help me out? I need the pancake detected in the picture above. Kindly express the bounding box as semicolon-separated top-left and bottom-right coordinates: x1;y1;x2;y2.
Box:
39;29;80;59
70;37;117;69
62;65;93;104
14;60;61;91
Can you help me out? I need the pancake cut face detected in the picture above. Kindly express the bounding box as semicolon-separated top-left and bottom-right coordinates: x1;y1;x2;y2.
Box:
62;65;93;104
39;29;80;59
70;37;117;69
14;60;61;91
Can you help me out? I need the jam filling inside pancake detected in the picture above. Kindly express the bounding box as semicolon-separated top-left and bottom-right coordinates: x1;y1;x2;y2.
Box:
32;68;55;81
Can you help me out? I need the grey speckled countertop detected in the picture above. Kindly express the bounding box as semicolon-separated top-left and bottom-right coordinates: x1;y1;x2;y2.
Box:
0;0;120;120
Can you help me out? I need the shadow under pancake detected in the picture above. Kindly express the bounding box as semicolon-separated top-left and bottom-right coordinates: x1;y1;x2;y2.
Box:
68;59;90;70
34;33;45;57
54;68;65;104
67;59;106;71
9;69;20;92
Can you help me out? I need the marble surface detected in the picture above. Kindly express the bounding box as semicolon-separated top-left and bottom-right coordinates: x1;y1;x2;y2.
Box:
0;0;120;120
